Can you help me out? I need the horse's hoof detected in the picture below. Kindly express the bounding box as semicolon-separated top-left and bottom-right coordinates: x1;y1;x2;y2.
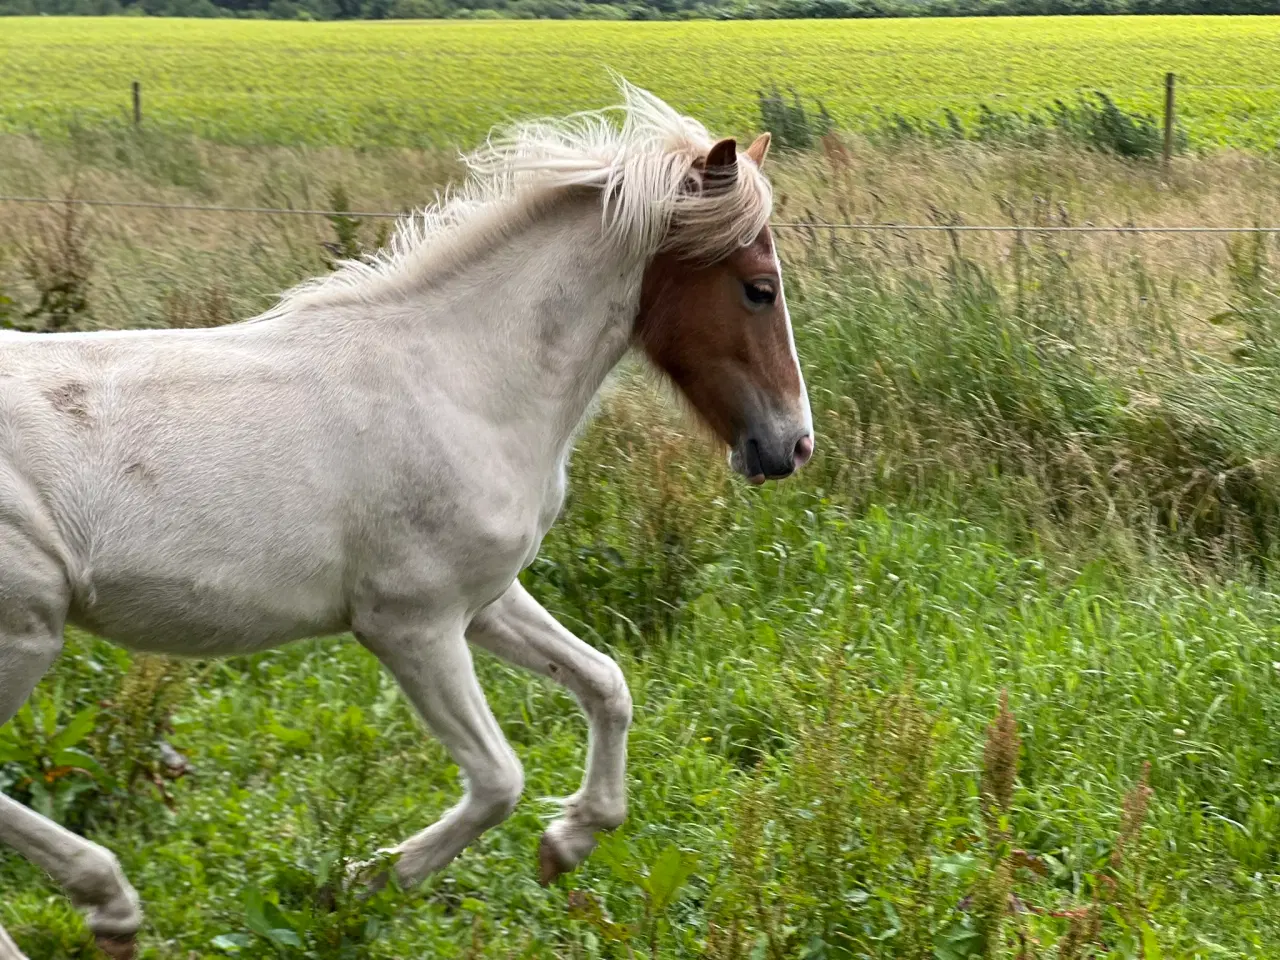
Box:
538;834;570;887
348;853;394;900
95;935;136;960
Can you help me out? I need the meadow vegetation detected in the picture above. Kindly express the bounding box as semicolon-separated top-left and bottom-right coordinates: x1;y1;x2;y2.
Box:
2;107;1280;958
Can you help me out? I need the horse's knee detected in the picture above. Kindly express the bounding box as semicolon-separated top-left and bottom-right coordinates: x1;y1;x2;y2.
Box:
585;796;627;833
572;781;627;833
62;844;124;902
60;844;140;935
590;659;632;730
471;754;524;828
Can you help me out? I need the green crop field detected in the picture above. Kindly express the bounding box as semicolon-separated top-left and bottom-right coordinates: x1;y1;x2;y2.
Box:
3;16;1280;148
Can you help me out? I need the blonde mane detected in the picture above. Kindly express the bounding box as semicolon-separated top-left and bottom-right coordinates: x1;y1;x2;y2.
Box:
277;81;773;312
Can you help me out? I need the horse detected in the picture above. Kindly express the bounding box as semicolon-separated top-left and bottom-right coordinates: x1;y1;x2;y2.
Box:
0;81;813;960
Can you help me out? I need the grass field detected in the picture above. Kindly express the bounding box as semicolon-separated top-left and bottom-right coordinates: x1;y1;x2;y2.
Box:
3;16;1280;148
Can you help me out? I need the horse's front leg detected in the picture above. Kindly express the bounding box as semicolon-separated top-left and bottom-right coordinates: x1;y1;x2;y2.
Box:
467;582;632;885
356;614;524;889
0;923;28;960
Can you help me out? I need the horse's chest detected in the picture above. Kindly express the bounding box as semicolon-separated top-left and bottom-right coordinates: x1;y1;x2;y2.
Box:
442;465;566;592
535;467;568;544
517;467;567;572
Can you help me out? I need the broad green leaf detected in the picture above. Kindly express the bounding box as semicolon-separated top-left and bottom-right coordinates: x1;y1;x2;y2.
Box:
1142;923;1163;960
260;898;297;938
52;748;107;781
29;780;53;820
314;850;337;889
50;705;98;752
38;697;58;740
0;739;37;765
267;928;303;948
211;933;254;953
242;887;273;939
266;720;312;749
646;843;699;912
932;852;980;882
12;704;36;740
594;834;644;887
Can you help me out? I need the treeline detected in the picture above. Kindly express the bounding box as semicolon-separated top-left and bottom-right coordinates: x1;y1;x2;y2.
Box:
2;0;1276;20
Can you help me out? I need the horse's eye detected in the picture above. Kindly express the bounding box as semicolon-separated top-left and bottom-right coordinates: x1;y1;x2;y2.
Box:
744;281;777;305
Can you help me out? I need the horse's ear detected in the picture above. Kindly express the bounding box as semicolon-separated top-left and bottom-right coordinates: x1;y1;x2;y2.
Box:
703;138;738;184
745;132;771;168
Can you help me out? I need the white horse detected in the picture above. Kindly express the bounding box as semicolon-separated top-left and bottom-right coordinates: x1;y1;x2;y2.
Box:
0;82;812;959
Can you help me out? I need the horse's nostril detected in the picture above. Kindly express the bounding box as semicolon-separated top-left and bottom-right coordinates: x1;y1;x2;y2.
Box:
794;434;814;468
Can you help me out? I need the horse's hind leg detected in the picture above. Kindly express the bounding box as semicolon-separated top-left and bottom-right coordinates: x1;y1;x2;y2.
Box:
0;548;141;960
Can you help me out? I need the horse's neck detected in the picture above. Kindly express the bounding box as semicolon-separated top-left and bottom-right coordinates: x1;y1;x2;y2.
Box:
402;199;641;467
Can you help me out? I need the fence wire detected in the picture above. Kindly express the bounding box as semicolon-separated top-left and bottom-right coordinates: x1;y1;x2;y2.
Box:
3;195;1280;234
3;79;1278;126
0;195;406;219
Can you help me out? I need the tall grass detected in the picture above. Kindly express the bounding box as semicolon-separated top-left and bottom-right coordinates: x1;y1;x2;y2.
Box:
786;224;1280;562
871;91;1188;159
1;129;1279;957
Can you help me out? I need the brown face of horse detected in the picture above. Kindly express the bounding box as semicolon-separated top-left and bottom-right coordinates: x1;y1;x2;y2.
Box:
635;135;813;484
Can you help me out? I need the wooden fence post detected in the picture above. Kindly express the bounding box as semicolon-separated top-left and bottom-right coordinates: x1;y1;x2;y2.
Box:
132;81;141;127
1162;72;1176;173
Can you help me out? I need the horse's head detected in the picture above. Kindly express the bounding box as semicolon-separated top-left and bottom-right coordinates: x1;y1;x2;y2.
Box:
635;133;813;484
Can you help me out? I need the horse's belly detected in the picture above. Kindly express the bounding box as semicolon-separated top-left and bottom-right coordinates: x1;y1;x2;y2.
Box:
70;567;347;657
